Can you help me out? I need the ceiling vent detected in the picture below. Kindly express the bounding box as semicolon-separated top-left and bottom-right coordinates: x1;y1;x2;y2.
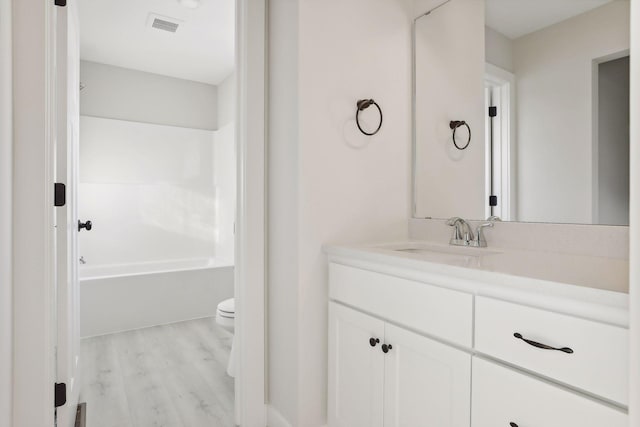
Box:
147;13;182;33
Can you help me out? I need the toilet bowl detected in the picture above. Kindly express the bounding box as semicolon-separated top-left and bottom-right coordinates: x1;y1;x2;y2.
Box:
216;298;236;377
216;298;235;332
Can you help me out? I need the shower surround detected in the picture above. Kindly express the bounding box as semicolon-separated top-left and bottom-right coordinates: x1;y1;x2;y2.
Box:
78;116;235;336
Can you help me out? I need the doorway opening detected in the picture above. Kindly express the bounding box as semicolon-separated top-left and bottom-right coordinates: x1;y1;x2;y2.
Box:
592;53;630;226
484;63;515;221
58;1;240;426
10;0;263;425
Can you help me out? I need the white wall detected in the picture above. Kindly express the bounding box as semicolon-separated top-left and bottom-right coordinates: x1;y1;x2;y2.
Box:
217;72;236;127
78;116;220;266
80;60;218;130
0;0;12;424
597;55;630;226
485;26;513;72
268;0;412;425
414;0;486;219
514;1;630;223
79;61;237;263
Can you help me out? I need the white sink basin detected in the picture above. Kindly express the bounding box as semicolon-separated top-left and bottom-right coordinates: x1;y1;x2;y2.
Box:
392;244;501;257
376;243;502;264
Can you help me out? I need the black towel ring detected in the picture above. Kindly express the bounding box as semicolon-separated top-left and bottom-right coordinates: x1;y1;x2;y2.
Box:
450;120;471;150
356;99;383;136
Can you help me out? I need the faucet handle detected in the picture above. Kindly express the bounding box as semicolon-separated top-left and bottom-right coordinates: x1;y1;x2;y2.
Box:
446;217;466;245
471;222;494;247
446;217;462;226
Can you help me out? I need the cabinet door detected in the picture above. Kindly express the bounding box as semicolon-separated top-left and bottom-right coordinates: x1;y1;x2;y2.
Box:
328;303;385;427
384;324;471;427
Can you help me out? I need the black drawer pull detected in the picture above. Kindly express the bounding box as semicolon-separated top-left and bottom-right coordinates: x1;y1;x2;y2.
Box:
513;333;573;354
509;423;518;427
369;338;380;347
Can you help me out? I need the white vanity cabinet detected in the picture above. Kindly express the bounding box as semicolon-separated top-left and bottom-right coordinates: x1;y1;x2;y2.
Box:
328;302;471;427
327;258;629;427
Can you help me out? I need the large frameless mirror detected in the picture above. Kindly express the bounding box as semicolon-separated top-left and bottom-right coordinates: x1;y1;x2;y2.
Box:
413;0;630;225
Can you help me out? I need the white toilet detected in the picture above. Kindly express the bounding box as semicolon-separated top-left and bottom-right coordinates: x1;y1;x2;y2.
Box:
216;298;236;377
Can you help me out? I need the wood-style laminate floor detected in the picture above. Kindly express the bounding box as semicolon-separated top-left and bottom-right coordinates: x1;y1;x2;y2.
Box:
79;317;235;427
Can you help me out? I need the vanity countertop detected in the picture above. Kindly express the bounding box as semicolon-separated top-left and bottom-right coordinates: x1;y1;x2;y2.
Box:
324;241;629;327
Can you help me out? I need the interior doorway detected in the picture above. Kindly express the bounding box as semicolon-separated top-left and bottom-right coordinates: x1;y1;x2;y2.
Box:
7;0;267;425
70;0;238;425
484;63;515;221
593;54;630;226
46;1;268;426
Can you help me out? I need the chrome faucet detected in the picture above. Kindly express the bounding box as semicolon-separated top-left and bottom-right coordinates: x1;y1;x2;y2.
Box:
446;217;474;246
446;217;494;248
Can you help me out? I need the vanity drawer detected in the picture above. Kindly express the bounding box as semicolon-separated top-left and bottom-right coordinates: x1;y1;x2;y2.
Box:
475;296;628;405
329;263;473;347
472;357;627;427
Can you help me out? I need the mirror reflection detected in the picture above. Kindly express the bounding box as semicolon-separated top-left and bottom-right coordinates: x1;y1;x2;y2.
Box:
413;0;630;225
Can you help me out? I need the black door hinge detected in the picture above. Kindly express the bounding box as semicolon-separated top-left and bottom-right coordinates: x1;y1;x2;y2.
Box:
54;183;66;207
489;106;497;118
489;195;498;207
54;0;67;6
54;383;67;408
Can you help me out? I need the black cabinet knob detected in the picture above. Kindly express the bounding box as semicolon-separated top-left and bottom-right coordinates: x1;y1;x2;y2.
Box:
369;338;380;347
78;220;92;231
509;423;519;427
382;344;393;353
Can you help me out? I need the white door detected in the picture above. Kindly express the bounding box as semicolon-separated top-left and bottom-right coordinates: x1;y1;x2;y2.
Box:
383;324;471;427
55;2;81;427
328;303;385;427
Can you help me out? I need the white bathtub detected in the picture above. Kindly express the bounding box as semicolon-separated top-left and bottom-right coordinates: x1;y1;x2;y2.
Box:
80;258;234;337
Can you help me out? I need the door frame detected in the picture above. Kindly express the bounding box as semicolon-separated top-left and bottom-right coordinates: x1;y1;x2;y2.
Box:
629;1;640;426
235;0;267;425
11;0;57;425
9;0;267;426
0;0;13;425
484;63;516;221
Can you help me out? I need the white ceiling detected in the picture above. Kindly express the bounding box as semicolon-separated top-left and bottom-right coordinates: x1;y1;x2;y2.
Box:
486;0;614;39
79;0;235;85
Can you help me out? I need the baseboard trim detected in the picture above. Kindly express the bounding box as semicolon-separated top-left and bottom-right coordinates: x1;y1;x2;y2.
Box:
267;405;292;427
